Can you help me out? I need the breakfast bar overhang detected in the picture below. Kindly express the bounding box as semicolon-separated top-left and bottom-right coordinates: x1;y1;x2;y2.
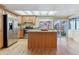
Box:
28;30;57;49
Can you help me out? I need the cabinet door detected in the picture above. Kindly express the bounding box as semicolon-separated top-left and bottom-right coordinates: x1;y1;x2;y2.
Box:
25;16;29;22
0;32;3;48
0;15;3;48
28;17;32;22
32;16;36;24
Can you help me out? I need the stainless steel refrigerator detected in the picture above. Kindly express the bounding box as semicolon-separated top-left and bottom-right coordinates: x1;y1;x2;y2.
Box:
3;14;18;47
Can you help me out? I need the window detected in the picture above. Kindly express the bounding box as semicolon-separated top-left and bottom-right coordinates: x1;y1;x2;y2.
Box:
76;17;79;30
69;19;75;30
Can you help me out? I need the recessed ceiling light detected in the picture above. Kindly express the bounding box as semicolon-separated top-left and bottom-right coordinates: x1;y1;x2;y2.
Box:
48;11;57;15
32;11;40;15
25;11;33;15
40;11;48;15
15;11;26;15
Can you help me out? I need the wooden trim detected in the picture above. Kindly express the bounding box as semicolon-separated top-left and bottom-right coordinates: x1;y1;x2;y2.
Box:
0;4;19;16
0;4;5;9
22;15;68;19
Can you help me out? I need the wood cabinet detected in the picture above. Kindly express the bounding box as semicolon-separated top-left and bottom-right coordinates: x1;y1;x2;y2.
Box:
0;32;3;48
0;15;3;48
28;32;57;49
23;16;36;24
18;29;24;39
18;16;23;24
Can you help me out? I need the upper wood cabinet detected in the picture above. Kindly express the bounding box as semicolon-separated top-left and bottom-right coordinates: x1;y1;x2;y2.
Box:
23;16;30;22
32;16;37;24
22;16;37;24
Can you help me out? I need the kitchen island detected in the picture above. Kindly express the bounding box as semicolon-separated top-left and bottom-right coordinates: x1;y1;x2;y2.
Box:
28;30;57;49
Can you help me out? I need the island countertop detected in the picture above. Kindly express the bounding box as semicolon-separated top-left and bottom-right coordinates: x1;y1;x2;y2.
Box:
27;29;57;32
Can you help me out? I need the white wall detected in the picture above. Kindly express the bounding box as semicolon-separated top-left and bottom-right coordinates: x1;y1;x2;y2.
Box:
68;30;79;41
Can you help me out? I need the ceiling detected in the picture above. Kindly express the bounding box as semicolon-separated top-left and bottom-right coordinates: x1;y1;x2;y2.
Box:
3;4;79;16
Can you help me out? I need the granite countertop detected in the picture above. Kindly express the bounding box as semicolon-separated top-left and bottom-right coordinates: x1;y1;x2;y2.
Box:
27;29;57;32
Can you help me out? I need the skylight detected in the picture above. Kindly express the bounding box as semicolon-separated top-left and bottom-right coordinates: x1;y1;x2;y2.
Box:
32;11;40;15
25;11;33;15
40;11;48;15
15;10;57;16
15;11;26;15
48;11;57;15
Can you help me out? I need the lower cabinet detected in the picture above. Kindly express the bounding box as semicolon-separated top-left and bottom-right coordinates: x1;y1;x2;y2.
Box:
0;32;3;48
18;29;24;39
0;15;3;48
